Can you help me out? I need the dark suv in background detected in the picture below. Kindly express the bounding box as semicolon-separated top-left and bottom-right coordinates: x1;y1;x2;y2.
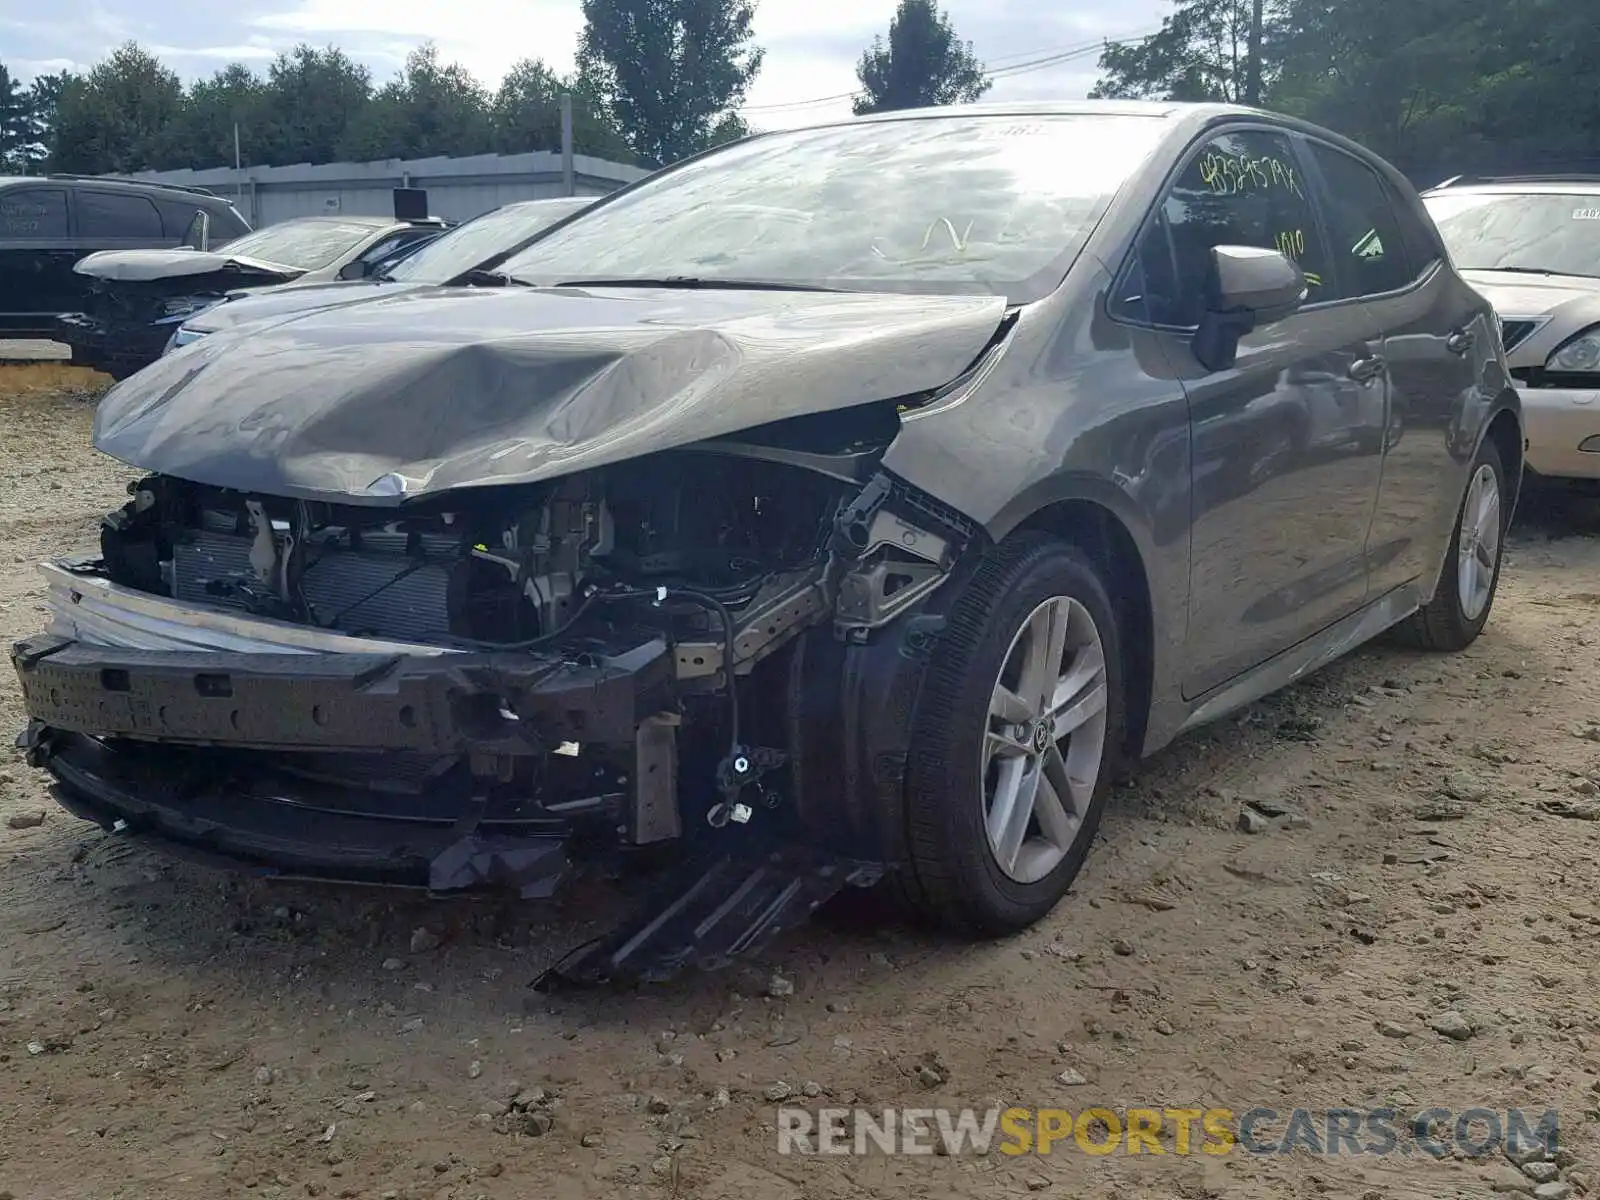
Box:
0;175;250;338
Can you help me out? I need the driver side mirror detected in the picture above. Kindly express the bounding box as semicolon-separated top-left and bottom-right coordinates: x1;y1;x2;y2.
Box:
337;260;370;281
1191;245;1307;372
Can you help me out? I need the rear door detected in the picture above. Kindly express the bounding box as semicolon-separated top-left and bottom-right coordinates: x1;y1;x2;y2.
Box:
1299;138;1485;598
0;186;75;332
1133;126;1386;698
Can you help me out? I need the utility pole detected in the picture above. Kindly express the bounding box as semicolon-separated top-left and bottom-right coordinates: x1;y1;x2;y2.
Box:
1244;0;1265;105
560;93;575;196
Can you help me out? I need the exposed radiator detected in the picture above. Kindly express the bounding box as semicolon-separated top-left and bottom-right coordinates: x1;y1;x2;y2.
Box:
171;527;454;642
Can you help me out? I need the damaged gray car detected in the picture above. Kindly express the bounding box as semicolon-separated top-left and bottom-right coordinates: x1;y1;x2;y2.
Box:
11;101;1521;983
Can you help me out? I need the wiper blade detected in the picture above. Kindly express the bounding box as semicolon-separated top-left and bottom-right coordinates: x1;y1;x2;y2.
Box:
552;275;841;292
1469;265;1600;279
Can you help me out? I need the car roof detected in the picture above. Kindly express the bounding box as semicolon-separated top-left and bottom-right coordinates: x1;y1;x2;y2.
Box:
0;174;232;203
286;214;398;228
495;196;596;214
1422;176;1600;196
850;99;1187;121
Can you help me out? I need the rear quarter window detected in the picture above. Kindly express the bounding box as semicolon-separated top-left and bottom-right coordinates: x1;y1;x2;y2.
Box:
210;205;251;239
0;188;69;239
1386;185;1444;280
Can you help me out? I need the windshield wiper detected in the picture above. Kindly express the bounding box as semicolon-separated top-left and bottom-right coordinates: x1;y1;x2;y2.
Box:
551;275;841;292
1467;265;1600;279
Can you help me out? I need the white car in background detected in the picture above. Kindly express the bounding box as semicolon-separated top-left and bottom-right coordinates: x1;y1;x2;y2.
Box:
1423;176;1600;485
57;214;450;378
166;196;597;352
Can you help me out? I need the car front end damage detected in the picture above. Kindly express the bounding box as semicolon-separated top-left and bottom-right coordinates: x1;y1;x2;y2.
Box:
12;438;981;982
56;259;300;379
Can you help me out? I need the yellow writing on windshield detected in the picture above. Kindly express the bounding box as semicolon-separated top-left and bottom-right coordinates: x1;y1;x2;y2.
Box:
1198;152;1305;199
1273;228;1306;259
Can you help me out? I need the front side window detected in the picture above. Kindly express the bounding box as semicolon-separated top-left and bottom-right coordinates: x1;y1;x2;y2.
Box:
499;113;1173;301
1302;141;1413;298
0;189;68;239
78;191;163;239
1422;191;1600;278
219;220;385;271
1120;129;1326;329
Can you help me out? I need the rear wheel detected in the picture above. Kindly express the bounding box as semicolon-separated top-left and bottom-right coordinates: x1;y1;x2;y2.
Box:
897;534;1125;935
1397;436;1508;651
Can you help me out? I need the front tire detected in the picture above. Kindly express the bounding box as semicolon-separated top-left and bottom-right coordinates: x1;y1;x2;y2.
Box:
1397;436;1508;651
897;533;1125;936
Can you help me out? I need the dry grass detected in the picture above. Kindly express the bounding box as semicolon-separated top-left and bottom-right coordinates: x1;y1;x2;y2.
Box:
0;363;110;394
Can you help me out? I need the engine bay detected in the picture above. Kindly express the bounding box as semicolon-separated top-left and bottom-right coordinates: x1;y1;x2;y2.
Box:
100;451;846;653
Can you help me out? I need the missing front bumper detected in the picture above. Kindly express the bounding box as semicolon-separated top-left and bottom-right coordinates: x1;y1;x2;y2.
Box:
12;633;673;753
19;724;573;894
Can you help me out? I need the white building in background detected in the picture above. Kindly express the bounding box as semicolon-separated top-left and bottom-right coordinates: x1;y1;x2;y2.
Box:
109;150;650;227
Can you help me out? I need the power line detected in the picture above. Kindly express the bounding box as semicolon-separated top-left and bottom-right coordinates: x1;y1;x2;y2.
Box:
741;29;1156;113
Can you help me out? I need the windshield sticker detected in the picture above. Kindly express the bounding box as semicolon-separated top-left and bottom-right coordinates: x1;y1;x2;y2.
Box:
1198;151;1305;199
1575;208;1600;220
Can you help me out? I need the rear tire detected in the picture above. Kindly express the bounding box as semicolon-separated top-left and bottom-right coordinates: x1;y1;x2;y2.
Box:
896;533;1126;936
1397;436;1508;651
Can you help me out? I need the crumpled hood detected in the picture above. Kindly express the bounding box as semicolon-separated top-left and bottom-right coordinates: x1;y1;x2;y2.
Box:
93;284;1007;503
184;280;420;334
75;248;304;283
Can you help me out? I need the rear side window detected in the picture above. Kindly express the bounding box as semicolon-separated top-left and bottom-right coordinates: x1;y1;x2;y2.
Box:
1117;129;1327;328
1301;141;1413;298
0;188;69;239
78;191;164;239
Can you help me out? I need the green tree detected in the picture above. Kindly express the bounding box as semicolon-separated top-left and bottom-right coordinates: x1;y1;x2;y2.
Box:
852;0;990;115
0;63;29;171
166;63;269;169
1089;0;1277;104
577;0;764;166
339;43;493;160
257;45;372;165
1273;0;1598;175
23;72;74;172
48;42;184;173
490;58;632;160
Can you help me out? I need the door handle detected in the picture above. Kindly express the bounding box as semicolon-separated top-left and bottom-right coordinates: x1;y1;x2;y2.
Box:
1348;356;1386;383
1446;328;1475;355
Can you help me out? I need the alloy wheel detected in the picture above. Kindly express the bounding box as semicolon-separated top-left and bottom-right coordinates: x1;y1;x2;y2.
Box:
1456;462;1501;622
982;596;1109;885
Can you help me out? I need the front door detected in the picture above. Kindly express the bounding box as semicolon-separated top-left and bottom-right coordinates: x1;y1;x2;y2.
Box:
1128;128;1387;698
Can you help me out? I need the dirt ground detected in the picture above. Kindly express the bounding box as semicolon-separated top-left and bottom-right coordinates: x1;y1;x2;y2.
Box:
2;369;1598;1200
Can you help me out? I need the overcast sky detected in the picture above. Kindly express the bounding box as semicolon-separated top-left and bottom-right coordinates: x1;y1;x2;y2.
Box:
1;0;1169;129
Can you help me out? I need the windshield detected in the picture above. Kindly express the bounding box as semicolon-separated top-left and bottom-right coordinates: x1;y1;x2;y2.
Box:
218;220;383;272
499;113;1170;300
384;199;590;283
1423;192;1600;278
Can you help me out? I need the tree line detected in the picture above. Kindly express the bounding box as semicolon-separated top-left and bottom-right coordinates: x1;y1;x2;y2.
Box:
0;0;988;176
13;0;1577;183
1092;0;1600;179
